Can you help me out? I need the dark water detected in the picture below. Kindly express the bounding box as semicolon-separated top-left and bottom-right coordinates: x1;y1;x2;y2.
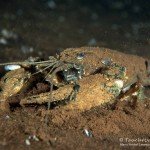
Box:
0;0;149;62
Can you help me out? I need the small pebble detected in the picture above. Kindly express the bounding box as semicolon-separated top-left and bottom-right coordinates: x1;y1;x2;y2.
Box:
5;115;10;119
0;38;7;45
88;38;97;46
28;135;32;140
27;56;40;62
25;139;31;146
114;80;124;89
47;0;56;9
1;29;18;39
132;92;138;96
4;65;21;71
33;135;39;141
83;129;93;137
21;45;34;54
25;135;39;146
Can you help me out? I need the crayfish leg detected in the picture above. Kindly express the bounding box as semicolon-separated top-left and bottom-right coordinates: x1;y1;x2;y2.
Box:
69;83;80;101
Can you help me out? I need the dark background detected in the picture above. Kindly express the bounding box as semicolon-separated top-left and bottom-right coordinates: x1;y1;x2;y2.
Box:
0;0;149;62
